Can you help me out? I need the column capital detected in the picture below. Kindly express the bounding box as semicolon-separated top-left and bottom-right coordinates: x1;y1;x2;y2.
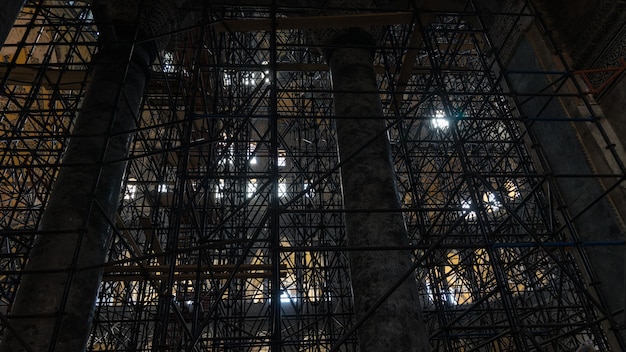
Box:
92;0;178;53
306;0;382;59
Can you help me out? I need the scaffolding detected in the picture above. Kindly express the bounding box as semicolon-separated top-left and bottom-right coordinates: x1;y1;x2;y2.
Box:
1;0;625;351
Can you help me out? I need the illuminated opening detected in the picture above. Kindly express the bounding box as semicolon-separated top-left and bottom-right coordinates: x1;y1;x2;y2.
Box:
162;52;176;73
483;192;502;212
426;282;458;305
215;179;225;199
243;72;255;86
278;150;287;167
223;71;233;87
278;182;288;198
124;179;137;200
280;291;293;303
431;110;449;129
303;180;315;198
461;199;476;219
262;60;270;83
247;179;258;198
504;180;520;199
249;143;257;165
219;144;235;166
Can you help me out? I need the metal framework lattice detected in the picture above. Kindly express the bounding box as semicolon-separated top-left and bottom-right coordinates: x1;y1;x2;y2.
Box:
1;0;624;351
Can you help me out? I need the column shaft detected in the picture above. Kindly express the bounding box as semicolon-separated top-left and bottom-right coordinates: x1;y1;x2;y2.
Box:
0;44;151;352
0;0;25;47
328;39;430;351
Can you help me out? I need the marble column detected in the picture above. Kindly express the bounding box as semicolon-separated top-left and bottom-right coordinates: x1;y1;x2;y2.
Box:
0;1;175;351
0;0;25;47
322;27;431;352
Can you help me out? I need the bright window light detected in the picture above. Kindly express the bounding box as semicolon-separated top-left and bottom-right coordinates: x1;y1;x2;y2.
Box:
158;184;168;193
162;52;175;73
444;288;458;306
249;143;257;165
124;182;137;200
280;291;293;303
268;291;296;304
247;179;257;198
303;180;315;198
431;110;449;129
461;199;476;220
278;182;287;198
483;192;501;212
278;150;287;167
426;282;457;305
243;72;255;86
504;180;520;199
262;60;271;83
426;282;434;302
223;71;232;87
215;179;225;199
219;145;235;166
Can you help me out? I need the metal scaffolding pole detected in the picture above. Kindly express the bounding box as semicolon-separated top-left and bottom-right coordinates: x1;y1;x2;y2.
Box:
2;1;624;350
325;28;430;352
0;2;173;350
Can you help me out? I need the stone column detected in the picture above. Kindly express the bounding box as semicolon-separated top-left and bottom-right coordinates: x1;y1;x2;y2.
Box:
321;27;431;352
0;0;25;47
0;1;175;351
